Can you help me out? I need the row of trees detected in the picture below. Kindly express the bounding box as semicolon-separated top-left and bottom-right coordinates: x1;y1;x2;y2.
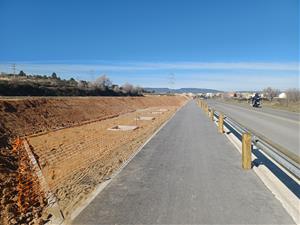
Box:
285;89;300;102
0;72;144;96
262;87;280;101
77;75;143;96
1;71;63;81
262;87;300;102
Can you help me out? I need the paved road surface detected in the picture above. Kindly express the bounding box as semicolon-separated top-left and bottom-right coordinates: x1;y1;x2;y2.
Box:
207;100;300;157
73;101;294;224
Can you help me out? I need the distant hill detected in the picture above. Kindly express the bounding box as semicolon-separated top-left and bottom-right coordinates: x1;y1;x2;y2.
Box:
144;87;221;94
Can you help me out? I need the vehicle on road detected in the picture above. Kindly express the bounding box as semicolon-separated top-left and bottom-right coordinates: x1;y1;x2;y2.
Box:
251;93;261;107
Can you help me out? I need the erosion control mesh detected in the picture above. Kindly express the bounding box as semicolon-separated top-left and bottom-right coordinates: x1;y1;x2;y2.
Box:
9;138;49;224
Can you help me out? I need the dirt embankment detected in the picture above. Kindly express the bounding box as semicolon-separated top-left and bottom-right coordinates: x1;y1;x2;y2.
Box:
0;95;187;225
0;96;186;143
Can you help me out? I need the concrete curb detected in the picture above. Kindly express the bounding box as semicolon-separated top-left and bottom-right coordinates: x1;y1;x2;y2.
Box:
211;115;300;224
23;140;64;225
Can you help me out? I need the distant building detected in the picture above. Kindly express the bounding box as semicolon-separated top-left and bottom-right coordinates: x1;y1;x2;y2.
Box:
240;92;253;99
223;92;235;98
205;93;213;98
187;92;195;97
278;92;287;99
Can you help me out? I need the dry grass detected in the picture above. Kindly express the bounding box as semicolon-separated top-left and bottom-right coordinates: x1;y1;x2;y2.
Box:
261;100;300;113
222;98;300;113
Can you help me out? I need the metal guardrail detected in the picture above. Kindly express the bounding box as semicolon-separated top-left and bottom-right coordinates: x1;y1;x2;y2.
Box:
213;110;300;179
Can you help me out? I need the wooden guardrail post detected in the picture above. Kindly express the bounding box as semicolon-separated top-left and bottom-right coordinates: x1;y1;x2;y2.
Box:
242;133;252;169
218;113;224;133
210;109;214;121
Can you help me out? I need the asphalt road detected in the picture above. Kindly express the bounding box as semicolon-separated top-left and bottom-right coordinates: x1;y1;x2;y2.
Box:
73;101;293;224
207;100;300;157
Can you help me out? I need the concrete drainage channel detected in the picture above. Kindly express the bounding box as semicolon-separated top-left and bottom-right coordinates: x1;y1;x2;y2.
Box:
107;109;167;131
158;109;169;112
152;111;163;115
108;125;139;131
135;116;155;121
151;108;168;115
197;99;300;224
107;110;163;131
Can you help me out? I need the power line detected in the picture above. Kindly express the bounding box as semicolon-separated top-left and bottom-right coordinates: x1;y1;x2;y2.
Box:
168;73;175;90
12;63;16;76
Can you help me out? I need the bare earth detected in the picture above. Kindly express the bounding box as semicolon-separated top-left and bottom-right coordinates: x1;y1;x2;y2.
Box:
28;106;179;217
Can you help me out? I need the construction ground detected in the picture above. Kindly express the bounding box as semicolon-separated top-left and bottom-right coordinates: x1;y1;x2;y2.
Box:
0;95;187;225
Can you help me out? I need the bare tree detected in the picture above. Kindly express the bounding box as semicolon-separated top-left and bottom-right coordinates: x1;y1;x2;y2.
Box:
121;82;134;94
134;86;143;95
262;87;280;101
78;80;89;89
87;81;95;89
94;75;112;90
112;84;120;93
120;83;143;96
286;88;300;103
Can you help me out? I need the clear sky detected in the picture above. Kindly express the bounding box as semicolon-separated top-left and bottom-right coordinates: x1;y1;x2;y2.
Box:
0;0;299;91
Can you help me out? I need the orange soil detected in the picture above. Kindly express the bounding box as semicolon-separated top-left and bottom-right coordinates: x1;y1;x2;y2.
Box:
28;106;179;217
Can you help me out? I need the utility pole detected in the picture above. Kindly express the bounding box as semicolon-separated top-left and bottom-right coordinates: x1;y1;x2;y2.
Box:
89;69;95;81
168;73;175;93
12;63;16;77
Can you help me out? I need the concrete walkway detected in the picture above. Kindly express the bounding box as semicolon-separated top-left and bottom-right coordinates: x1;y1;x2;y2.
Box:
73;101;294;224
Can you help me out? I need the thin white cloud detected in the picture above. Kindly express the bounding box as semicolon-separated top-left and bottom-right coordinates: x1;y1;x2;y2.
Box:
0;61;299;72
112;72;299;91
0;61;299;90
135;62;299;71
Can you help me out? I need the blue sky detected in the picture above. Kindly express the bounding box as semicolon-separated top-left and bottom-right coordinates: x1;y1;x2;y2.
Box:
0;0;299;91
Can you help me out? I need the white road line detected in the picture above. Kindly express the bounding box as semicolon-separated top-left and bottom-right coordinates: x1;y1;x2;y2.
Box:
213;102;300;125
